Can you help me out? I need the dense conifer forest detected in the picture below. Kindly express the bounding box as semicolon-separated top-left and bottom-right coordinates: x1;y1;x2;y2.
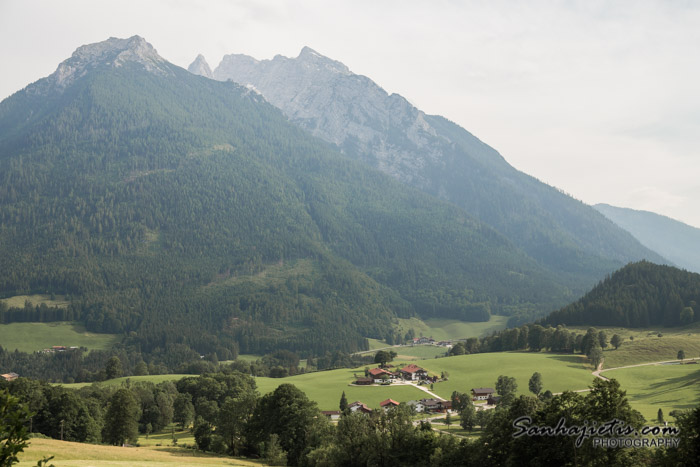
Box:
0;44;575;363
544;262;700;327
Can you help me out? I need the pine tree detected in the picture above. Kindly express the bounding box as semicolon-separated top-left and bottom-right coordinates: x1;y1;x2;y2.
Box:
339;391;348;412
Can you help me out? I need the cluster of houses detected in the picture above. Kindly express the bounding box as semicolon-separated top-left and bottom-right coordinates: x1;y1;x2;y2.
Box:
355;363;439;385
322;397;453;419
411;337;452;347
38;345;80;354
471;387;500;405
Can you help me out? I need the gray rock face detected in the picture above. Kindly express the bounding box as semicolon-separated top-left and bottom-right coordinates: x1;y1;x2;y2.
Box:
213;47;455;188
187;54;213;79
210;47;666;285
38;36;171;93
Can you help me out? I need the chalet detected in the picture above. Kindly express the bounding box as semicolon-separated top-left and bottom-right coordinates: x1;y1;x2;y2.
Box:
355;377;372;385
368;367;394;383
379;398;400;410
400;364;429;381
471;387;495;401
321;410;341;420
1;372;19;382
406;400;425;413
52;346;67;352
348;401;372;414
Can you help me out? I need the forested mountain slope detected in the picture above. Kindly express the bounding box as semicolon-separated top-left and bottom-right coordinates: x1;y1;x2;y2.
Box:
0;36;570;359
205;48;665;294
544;261;700;327
595;203;700;273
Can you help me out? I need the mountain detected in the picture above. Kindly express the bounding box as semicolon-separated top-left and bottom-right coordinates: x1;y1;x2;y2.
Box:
544;261;700;328
203;47;666;295
0;36;574;360
187;54;213;79
595;204;700;274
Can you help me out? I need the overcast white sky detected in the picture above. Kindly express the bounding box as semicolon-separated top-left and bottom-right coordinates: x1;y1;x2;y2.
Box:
1;0;698;227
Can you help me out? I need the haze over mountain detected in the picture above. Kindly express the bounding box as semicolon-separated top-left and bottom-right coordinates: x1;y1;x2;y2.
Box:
1;36;581;359
200;47;666;296
595;204;700;274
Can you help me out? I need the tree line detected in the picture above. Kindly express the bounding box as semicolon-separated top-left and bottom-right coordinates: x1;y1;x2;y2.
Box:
2;371;698;466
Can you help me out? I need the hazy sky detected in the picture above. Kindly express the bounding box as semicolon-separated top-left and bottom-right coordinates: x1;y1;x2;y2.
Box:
1;0;698;228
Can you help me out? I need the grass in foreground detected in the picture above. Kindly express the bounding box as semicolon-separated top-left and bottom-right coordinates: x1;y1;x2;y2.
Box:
0;322;119;353
604;363;700;421
17;437;261;466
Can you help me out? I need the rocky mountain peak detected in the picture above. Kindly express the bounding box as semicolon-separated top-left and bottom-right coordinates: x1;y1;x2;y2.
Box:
45;35;170;91
187;54;213;79
295;46;350;75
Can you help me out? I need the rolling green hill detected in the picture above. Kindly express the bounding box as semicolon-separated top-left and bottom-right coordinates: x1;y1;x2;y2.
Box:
545;261;700;328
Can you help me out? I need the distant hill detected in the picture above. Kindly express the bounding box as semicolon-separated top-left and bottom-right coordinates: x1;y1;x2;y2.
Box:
199;48;666;298
544;261;700;327
595;203;700;273
0;36;576;359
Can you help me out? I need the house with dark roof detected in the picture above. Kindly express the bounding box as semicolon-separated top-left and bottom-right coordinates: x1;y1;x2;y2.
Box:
471;387;495;400
400;364;428;381
406;400;425;413
368;367;394;383
355;377;372;385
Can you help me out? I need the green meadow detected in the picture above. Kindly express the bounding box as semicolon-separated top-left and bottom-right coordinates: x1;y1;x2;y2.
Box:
419;352;595;400
569;324;700;368
603;363;700;421
0;294;70;309
61;374;190;390
394;345;449;360
255;368;428;411
394;315;509;341
0;322;119;353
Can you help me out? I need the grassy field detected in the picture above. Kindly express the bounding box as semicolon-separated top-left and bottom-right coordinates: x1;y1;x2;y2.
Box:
137;424;195;447
1;294;70;308
603;363;700;421
255;369;428;411
393;345;449;360
17;437;262;466
419;352;595;400
569;324;700;368
393;315;509;341
0;322;119;353
62;375;190;390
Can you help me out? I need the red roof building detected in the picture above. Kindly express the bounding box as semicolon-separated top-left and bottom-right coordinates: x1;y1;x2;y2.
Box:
379;398;400;409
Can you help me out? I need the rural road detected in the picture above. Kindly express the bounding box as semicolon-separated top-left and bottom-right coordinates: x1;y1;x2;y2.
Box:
593;357;700;381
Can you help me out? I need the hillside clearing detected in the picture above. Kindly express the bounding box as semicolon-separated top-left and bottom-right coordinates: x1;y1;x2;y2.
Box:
0;322;118;353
